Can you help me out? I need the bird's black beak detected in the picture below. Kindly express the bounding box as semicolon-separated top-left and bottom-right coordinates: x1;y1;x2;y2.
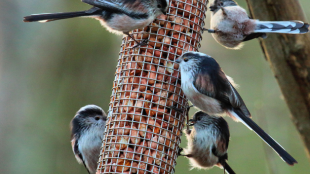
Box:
187;119;196;126
162;10;167;15
175;58;181;63
210;5;217;12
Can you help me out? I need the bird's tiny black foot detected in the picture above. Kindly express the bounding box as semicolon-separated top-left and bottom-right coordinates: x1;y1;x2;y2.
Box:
169;106;184;113
124;32;148;48
185;129;192;135
169;105;193;113
132;39;148;48
203;28;217;33
178;147;184;156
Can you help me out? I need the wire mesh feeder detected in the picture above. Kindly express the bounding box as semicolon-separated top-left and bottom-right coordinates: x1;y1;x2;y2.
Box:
97;0;208;173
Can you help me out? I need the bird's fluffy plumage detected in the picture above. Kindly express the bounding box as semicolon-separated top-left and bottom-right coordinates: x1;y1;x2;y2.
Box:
70;105;107;174
183;111;235;174
208;0;309;49
24;0;169;35
177;51;297;166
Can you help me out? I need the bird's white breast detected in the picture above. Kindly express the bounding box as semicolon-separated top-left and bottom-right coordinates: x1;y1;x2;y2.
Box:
184;127;219;169
78;126;105;173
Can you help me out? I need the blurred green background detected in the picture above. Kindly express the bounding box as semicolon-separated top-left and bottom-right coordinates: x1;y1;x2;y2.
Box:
1;0;309;173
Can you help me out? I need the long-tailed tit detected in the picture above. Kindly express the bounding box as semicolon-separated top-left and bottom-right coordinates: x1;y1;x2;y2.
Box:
71;105;107;174
23;0;169;46
206;0;309;49
176;51;297;165
180;111;235;174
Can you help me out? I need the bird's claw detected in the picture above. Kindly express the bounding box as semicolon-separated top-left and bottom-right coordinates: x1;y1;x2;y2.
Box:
169;105;193;113
178;147;184;156
169;106;185;113
132;39;148;48
204;28;216;33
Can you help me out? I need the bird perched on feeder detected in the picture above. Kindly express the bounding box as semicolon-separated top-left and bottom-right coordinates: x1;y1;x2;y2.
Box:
176;51;297;166
70;105;107;174
206;0;309;49
180;111;235;174
23;0;169;46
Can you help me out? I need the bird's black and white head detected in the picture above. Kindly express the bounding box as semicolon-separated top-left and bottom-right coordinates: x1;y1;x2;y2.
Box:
176;51;219;74
71;105;107;139
188;111;224;130
153;0;169;16
210;0;238;12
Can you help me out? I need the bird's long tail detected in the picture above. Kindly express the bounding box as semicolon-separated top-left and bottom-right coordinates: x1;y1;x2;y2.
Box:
23;7;100;22
254;20;309;34
220;160;235;174
230;109;297;166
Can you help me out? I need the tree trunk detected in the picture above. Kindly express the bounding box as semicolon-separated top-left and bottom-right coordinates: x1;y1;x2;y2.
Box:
245;0;310;159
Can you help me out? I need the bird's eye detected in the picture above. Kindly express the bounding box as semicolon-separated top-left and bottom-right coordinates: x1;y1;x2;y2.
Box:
158;4;162;8
184;58;189;62
196;116;201;121
95;116;100;121
220;2;224;6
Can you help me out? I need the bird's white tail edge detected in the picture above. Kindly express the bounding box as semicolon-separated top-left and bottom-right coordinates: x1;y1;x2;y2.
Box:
254;20;309;34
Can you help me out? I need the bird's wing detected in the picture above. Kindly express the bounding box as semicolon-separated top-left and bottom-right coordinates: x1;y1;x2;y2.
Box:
83;0;122;10
212;117;230;157
212;145;227;160
82;0;149;13
218;117;230;150
226;79;251;117
192;70;217;98
192;68;251;117
73;139;91;174
227;80;241;108
72;139;83;163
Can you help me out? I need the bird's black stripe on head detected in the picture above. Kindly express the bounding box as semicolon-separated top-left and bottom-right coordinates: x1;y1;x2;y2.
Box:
193;111;207;121
183;52;197;58
182;52;206;60
78;109;103;118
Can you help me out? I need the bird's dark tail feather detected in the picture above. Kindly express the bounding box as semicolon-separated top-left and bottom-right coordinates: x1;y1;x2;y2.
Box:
243;33;267;42
24;10;95;22
254;21;309;34
232;109;297;166
220;161;235;174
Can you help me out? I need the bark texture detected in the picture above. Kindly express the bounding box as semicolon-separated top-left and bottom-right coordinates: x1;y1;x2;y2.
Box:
246;0;310;158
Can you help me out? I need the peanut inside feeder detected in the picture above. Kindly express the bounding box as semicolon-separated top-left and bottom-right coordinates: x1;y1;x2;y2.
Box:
97;0;208;173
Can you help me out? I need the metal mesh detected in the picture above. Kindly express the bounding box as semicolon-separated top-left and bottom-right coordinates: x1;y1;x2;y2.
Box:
97;0;208;173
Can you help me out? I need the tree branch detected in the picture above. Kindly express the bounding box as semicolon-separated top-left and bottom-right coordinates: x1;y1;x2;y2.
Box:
245;0;310;159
